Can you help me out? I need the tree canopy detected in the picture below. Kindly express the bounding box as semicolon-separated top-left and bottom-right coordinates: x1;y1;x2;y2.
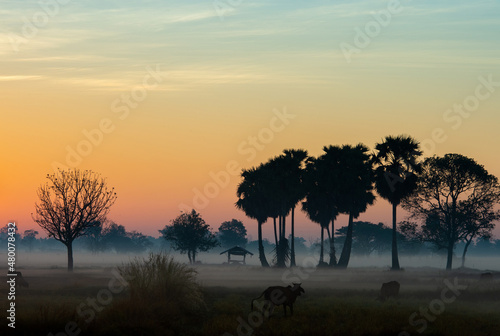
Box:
403;154;500;269
160;210;218;264
218;219;248;248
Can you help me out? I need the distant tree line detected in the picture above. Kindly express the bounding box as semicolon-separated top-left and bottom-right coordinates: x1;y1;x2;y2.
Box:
4;220;500;260
25;135;500;271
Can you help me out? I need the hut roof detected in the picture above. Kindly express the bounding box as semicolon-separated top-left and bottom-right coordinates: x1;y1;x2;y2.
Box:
220;246;254;256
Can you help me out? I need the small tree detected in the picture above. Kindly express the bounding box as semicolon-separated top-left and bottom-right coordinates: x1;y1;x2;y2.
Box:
398;221;424;255
159;210;218;264
0;224;20;248
218;219;248;248
82;221;106;253
336;222;392;256
32;169;117;271
102;222;132;253
456;198;497;267
22;229;39;252
127;231;154;253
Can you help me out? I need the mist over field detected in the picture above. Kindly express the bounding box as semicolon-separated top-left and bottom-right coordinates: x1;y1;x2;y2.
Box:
4;250;500;272
2;245;500;336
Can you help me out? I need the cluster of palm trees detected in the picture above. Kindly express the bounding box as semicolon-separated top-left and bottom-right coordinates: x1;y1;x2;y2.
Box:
236;135;422;270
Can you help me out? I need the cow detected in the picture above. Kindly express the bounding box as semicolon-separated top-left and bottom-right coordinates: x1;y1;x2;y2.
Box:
251;283;305;317
480;272;493;281
10;271;29;288
377;281;399;302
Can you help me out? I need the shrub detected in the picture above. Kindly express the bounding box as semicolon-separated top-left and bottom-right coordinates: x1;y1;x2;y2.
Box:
93;253;205;335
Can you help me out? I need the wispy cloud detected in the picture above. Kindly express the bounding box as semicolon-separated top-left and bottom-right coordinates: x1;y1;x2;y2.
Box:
170;10;219;23
0;75;43;81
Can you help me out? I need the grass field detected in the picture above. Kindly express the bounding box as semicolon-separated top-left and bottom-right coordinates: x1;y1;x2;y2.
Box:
2;260;500;336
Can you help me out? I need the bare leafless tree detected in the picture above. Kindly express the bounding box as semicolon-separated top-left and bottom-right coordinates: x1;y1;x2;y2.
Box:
32;169;117;271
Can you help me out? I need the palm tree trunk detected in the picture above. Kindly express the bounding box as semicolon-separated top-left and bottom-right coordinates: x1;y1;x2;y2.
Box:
461;238;472;268
326;225;333;266
329;217;337;266
258;220;270;267
337;212;354;269
273;217;278;247
290;206;296;267
282;212;286;240
319;226;324;265
278;215;282;243
391;203;401;270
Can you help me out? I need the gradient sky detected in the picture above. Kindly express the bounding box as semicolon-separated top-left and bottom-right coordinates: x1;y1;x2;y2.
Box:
1;0;500;241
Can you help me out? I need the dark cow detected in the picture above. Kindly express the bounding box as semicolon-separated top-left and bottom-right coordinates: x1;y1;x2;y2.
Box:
480;272;493;281
251;283;305;316
11;271;29;288
377;281;399;302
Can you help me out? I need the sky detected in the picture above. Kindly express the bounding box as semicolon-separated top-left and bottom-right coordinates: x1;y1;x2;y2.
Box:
1;0;500;241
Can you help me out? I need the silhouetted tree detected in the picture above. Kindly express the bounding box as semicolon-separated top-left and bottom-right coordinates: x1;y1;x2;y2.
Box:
82;221;106;253
102;222;130;253
236;165;272;267
218;219;248;248
282;149;308;267
334;144;376;269
32;169;117;271
246;239;274;256
0;224;19;247
302;190;332;266
22;229;39;252
373;135;422;270
302;152;339;266
336;222;391;256
457;198;498;267
403;154;500;270
266;149;308;267
288;235;308;254
159;210;218;264
127;230;154;252
398;221;425;255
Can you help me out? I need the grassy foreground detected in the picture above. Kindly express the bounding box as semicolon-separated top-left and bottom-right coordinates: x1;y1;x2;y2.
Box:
1;256;499;336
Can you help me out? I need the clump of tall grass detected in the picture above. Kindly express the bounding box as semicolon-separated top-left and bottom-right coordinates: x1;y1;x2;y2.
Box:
118;252;204;310
92;253;205;335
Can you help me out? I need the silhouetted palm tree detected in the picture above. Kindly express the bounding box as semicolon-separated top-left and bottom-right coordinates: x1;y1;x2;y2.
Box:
302;154;339;266
236;165;271;267
302;188;332;266
282;149;308;267
373;135;422;270
333;144;376;269
262;158;288;267
264;149;308;267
